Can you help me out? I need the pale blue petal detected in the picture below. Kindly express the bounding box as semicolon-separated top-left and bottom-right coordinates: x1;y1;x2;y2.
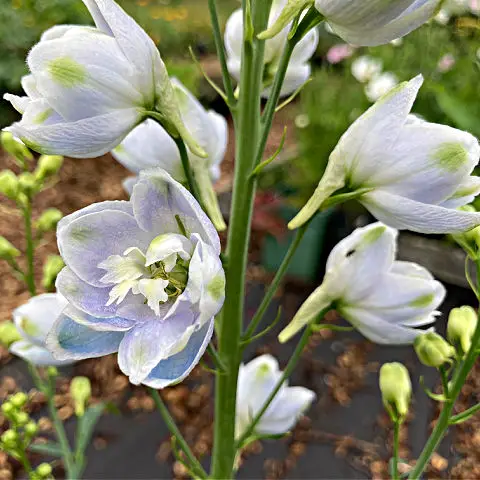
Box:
10;340;74;366
46;313;124;361
62;304;135;332
132;168;220;254
143;319;214;389
58;208;151;287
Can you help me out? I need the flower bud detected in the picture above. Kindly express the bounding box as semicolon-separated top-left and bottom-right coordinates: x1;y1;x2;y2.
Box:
1;132;33;164
36;209;63;234
451;206;480;258
10;392;28;409
0;321;22;347
18;172;38;196
14;411;29;427
34;155;63;181
42;255;65;291
448;306;478;354
70;376;92;417
0;236;20;262
1;401;14;417
24;421;38;437
47;366;58;378
36;463;52;478
1;429;18;447
379;362;411;421
0;170;19;200
414;332;456;368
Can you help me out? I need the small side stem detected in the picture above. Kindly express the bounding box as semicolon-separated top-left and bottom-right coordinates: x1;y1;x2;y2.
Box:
208;0;236;107
236;323;316;447
243;222;309;340
172;136;202;203
150;389;207;479
450;402;480;424
392;421;400;480
408;259;480;479
17;448;34;477
22;199;36;296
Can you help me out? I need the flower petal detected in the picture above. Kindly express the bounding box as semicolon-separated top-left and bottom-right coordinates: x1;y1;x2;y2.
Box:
47;313;124;361
362;190;480;233
132;168;221;254
142;319;214;389
10;340;73;366
117;309;195;385
58;208;151;287
9;108;142;158
13;293;68;347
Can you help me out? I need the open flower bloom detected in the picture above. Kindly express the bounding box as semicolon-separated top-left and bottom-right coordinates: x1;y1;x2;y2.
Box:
10;294;74;366
225;0;319;98
289;76;480;234
279;223;446;344
4;0;203;159
112;79;228;230
236;355;316;438
47;168;225;388
315;0;441;46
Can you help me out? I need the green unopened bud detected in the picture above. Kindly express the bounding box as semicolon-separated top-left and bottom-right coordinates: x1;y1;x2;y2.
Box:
1;132;33;164
70;376;91;416
36;463;52;478
14;411;29;426
10;392;28;409
36;209;63;234
451;206;480;258
0;321;22;347
379;362;411;422
47;366;58;378
0;170;19;200
42;255;65;291
24;421;38;437
448;306;478;354
18;172;38;196
1;429;18;446
1;401;14;416
35;155;63;181
0;236;20;262
414;332;456;368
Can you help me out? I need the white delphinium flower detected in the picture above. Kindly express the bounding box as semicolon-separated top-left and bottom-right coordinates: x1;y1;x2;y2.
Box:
4;0;204;159
112;79;228;230
225;0;319;98
351;56;383;83
260;0;441;47
365;72;399;102
279;223;446;344
236;355;316;439
10;294;74;365
289;75;480;234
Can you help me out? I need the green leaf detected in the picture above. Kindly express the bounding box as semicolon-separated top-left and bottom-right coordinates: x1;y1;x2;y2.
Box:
321;188;374;210
75;403;106;455
28;442;63;457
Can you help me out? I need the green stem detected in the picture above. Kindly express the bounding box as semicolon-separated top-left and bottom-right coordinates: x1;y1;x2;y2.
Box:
408;259;480;479
22;199;36;296
236;324;314;447
208;0;236;107
392;421;400;480
28;365;76;478
17;448;34;478
172;136;202;203
210;1;273;477
243;222;309;341
150;389;207;479
450;402;480;424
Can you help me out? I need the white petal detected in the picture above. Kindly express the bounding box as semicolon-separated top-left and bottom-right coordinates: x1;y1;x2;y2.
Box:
224;9;243;61
362;190;480;234
13;293;68;347
441;176;480;209
145;233;193;266
291;28;319;66
137;278;169;315
207;110;228;172
21;74;41;99
4;94;31;114
10;340;73;366
10;107;142;158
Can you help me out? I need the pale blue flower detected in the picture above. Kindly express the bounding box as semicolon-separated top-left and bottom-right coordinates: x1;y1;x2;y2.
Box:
47;169;225;388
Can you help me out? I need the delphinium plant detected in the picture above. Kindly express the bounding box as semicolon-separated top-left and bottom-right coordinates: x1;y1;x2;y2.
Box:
1;0;480;479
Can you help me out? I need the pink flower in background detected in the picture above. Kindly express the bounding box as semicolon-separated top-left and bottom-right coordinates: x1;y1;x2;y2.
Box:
437;54;456;73
326;44;356;64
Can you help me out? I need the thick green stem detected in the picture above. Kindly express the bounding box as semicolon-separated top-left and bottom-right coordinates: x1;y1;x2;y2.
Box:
208;0;236;107
392;421;400;480
150;389;207;479
408;259;480;479
210;1;273;477
236;324;315;447
23;200;36;296
243;222;309;341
